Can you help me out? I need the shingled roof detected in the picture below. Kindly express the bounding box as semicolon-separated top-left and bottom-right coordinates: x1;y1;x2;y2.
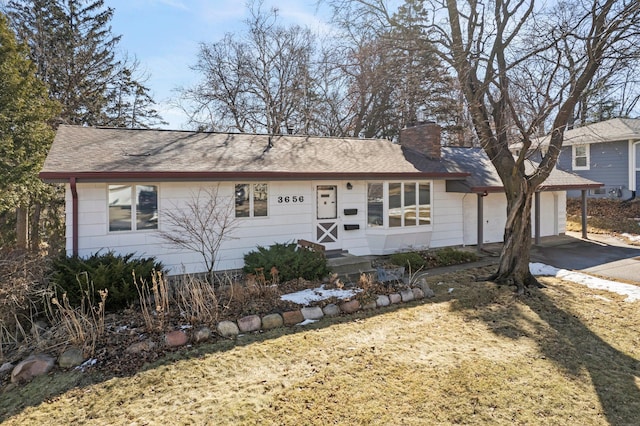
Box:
40;125;468;182
441;147;602;193
525;118;640;149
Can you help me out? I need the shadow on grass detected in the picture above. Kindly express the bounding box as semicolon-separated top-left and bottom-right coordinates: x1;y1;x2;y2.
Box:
450;283;640;425
0;297;433;422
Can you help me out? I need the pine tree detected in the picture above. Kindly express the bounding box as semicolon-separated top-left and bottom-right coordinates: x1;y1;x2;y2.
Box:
0;12;60;249
5;0;164;127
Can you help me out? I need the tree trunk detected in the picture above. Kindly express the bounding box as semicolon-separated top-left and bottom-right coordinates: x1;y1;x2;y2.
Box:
16;206;28;249
30;203;42;251
486;186;541;293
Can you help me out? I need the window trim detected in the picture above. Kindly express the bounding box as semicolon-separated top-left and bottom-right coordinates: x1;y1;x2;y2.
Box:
107;183;159;233
572;144;590;170
234;182;269;218
367;181;432;229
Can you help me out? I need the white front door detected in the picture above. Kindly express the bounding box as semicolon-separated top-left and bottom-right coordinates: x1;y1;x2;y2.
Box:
316;185;340;249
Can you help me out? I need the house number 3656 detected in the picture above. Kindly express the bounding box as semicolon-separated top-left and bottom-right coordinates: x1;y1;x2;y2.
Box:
277;195;304;203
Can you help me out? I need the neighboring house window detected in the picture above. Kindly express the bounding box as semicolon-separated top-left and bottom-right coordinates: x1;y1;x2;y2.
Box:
368;181;431;228
235;183;268;217
572;145;590;170
108;184;158;232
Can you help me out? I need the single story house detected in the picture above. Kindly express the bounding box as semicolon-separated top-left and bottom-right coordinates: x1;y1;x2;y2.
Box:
40;123;601;275
523;118;640;199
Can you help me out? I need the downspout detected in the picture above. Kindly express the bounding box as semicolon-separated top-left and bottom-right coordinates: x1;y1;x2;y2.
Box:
70;177;79;257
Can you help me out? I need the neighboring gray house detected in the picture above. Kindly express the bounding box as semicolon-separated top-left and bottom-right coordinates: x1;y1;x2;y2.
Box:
527;118;640;199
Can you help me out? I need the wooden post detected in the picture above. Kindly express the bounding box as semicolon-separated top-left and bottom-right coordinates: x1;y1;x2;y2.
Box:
581;189;588;239
477;193;484;253
534;191;541;245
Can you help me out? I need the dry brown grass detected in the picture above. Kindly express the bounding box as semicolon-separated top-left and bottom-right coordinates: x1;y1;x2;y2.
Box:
566;198;640;236
1;267;639;425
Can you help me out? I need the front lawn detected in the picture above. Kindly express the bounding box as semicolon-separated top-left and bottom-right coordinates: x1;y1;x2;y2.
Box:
2;266;639;425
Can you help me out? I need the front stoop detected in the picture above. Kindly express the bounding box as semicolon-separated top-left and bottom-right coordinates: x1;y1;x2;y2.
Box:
327;253;376;282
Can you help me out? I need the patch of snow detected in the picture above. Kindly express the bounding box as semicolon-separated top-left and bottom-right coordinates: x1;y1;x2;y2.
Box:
448;288;454;293
622;233;640;243
296;319;318;326
75;358;97;371
280;285;361;306
530;263;640;302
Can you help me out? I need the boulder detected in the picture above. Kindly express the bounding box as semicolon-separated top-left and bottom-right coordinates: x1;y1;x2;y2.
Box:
412;287;425;300
217;321;240;338
193;327;212;343
322;304;341;317
416;278;436;298
261;314;284;330
389;293;402;304
362;301;377;310
165;330;189;347
58;347;84;368
400;289;415;303
282;310;304;326
11;354;55;384
301;306;324;320
376;295;390;307
238;315;262;333
126;340;157;354
340;300;361;314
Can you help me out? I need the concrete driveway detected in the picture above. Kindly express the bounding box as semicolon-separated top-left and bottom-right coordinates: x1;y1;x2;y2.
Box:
531;232;640;284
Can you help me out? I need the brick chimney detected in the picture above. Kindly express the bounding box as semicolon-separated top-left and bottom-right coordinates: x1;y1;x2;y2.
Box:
399;122;442;160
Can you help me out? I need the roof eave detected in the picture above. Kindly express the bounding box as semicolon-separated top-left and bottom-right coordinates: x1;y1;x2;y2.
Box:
39;170;470;183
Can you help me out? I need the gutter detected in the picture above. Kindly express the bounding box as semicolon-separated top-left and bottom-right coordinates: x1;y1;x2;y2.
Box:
70;177;79;257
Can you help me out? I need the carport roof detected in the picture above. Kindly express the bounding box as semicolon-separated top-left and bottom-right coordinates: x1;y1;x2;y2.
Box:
441;147;603;193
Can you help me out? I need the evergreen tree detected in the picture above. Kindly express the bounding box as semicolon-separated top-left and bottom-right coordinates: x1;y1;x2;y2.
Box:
0;12;60;249
5;0;164;127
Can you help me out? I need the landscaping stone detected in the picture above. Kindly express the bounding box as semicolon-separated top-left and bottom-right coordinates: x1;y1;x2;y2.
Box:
340;300;361;314
165;330;189;347
400;289;415;302
412;287;425;300
0;362;14;379
217;321;240;338
193;327;212;343
126;340;157;354
363;301;377;310
282;310;304;326
389;293;402;304
376;295;390;307
261;313;284;330
238;315;262;333
416;278;436;298
322;304;341;317
58;347;84;368
301;306;324;320
11;354;55;384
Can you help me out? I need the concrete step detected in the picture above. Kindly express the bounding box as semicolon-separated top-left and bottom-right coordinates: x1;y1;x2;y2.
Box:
327;254;375;282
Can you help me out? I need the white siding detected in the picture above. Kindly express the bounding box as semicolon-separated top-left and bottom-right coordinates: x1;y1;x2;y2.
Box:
67;180;568;275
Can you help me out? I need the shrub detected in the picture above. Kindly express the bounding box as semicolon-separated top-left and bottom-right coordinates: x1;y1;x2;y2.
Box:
432;247;478;266
243;242;329;282
389;252;426;270
52;251;163;310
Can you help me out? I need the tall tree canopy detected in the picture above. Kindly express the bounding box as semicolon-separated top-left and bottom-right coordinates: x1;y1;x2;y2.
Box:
4;0;165;128
336;0;640;292
0;12;60;249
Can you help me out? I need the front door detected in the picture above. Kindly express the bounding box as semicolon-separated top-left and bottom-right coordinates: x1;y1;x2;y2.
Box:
316;185;340;249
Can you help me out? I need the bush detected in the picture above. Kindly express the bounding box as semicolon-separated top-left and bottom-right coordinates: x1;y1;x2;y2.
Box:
389;252;426;271
432;247;478;266
52;251;163;310
243;242;330;282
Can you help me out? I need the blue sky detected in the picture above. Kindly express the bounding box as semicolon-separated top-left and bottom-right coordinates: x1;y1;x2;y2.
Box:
108;0;332;129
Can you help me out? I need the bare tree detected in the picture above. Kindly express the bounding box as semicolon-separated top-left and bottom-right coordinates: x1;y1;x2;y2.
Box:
334;0;640;292
158;186;237;282
179;1;317;134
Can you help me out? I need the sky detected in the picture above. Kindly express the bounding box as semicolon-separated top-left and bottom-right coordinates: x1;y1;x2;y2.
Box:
107;0;332;129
